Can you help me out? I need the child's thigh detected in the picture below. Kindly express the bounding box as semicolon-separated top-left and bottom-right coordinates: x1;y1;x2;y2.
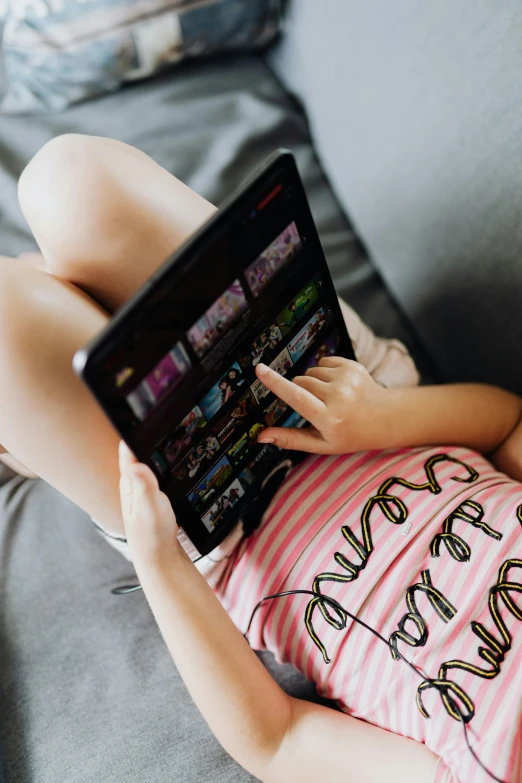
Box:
18;135;217;312
0;257;126;533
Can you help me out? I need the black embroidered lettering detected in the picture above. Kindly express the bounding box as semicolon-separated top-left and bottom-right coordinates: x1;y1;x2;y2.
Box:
430;500;502;562
389;569;456;659
417;555;522;723
416;676;475;723
497;558;522;620
305;596;340;664
303;453;478;663
381;454;479;499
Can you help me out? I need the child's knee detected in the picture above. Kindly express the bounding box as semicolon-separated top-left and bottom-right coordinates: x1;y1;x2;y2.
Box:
17;134;217;310
19;134;105;222
18;135;123;279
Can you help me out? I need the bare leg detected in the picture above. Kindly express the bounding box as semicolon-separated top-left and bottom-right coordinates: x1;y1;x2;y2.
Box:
18;135;216;311
0;135;216;534
0;259;118;515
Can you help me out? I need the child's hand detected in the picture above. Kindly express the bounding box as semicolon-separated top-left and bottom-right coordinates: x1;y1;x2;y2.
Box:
119;441;181;565
255;357;390;454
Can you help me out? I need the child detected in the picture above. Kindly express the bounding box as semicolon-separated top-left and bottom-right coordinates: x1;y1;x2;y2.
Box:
1;135;520;781
119;356;522;783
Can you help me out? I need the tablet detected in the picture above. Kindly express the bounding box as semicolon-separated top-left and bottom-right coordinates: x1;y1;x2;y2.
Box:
74;150;355;555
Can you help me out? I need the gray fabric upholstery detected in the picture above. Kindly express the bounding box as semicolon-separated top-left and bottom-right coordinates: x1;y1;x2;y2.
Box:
0;57;420;351
0;54;414;782
0;462;328;783
0;464;256;783
270;0;522;392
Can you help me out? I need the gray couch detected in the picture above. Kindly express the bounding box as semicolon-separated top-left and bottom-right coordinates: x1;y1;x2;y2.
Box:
1;2;521;781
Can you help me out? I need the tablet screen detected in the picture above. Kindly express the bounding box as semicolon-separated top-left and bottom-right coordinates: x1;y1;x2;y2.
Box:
76;152;355;554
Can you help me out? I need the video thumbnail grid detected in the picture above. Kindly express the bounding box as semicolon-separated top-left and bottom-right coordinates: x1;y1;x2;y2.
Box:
120;220;304;425
116;216;339;535
151;288;337;534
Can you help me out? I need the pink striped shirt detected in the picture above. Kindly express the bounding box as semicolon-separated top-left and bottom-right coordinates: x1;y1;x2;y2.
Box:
201;446;522;783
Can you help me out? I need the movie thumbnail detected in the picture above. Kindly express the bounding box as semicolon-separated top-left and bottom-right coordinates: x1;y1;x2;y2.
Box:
160;405;207;465
230;388;258;421
187;455;234;512
239;322;283;369
250;346;293;403
270;347;293;376
244;221;302;298
200;361;247;421
201;479;245;532
238;445;275;487
302;333;339;372
250;378;270;403
283;410;307;429
287;308;327;363
226;422;266;468
276;279;319;336
263;397;288;427
187;279;248;359
126;342;192;421
172;435;221;484
212;389;257;446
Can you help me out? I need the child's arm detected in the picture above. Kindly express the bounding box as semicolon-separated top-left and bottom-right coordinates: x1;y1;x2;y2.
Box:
255;358;522;481
119;443;437;783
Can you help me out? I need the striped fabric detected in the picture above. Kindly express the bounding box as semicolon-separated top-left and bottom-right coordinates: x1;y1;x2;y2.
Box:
91;304;519;779
202;446;522;782
1;0;282;113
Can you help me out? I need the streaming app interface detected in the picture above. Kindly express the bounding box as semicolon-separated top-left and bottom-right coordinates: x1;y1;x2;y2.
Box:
91;174;353;543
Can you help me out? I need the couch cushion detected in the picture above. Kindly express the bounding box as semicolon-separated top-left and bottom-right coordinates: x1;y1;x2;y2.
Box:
269;0;522;392
0;462;323;783
1;0;282;113
0;464;257;783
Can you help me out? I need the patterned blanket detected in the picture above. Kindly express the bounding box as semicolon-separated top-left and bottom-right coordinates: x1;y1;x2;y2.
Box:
1;0;282;112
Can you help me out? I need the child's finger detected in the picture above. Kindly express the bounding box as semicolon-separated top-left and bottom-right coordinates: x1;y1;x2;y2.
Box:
120;459;179;561
131;463;160;495
129;463;153;498
119;445;159;527
119;471;134;521
305;365;338;382
119;441;136;520
119;440;137;472
318;355;355;369
255;364;326;426
258;426;330;453
127;463;161;526
293;375;329;401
